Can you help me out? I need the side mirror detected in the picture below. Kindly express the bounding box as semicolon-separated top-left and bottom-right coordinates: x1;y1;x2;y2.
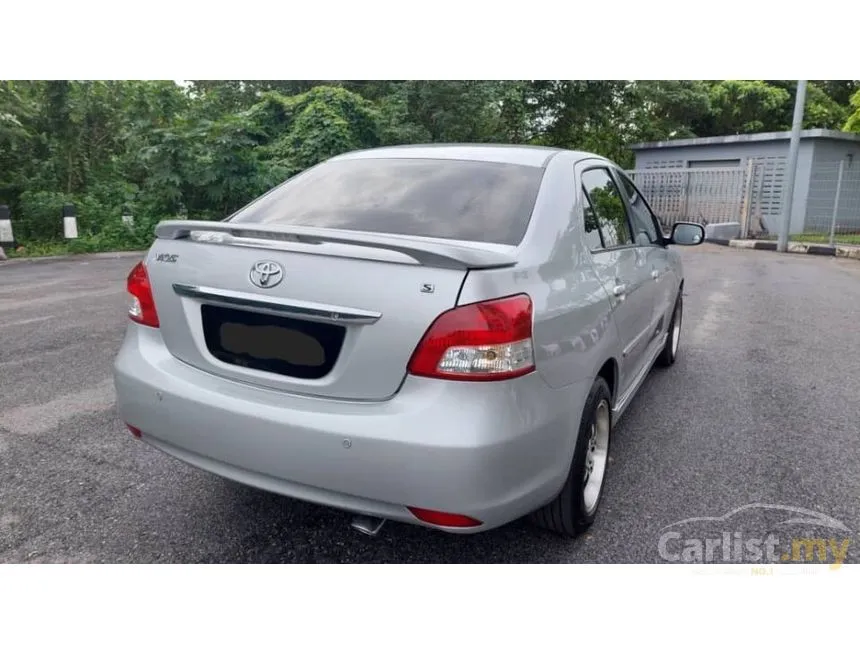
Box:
670;222;705;246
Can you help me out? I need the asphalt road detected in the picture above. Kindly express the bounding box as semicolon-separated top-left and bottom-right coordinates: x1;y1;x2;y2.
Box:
2;245;860;563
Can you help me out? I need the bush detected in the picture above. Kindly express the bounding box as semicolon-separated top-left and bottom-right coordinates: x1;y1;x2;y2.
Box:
17;190;71;241
78;179;140;235
13;186;159;254
16;179;149;245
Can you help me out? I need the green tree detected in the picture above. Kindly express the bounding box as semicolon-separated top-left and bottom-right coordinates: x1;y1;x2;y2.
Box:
697;80;790;136
801;83;850;129
767;80;851;130
252;85;382;177
0;81;38;206
844;88;860;133
630;80;712;141
3;78;859;254
400;80;513;143
529;80;637;164
187;80;335;114
811;81;860;109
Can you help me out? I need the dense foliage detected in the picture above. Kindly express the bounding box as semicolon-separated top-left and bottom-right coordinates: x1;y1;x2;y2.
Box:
1;79;858;254
843;87;860;133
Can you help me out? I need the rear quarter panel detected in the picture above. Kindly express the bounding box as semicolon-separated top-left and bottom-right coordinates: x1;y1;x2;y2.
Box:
457;152;620;394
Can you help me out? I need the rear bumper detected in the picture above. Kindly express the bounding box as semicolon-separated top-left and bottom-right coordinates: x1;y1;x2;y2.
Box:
113;324;590;533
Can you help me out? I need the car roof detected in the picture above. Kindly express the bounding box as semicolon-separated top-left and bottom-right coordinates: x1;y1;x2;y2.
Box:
333;144;602;168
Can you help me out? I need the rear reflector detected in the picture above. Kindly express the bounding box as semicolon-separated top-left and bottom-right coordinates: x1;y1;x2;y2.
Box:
127;261;160;328
408;507;483;528
407;294;535;381
126;424;142;439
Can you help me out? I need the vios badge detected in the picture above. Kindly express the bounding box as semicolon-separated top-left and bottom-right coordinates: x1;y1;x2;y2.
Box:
249;260;284;288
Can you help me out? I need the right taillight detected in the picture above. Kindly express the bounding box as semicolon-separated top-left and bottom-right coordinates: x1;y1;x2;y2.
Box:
407;294;535;381
127;261;160;328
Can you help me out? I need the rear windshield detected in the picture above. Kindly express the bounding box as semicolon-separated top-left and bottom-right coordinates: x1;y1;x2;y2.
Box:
227;157;545;246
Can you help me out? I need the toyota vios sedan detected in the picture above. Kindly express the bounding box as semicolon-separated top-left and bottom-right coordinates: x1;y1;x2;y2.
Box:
113;144;704;537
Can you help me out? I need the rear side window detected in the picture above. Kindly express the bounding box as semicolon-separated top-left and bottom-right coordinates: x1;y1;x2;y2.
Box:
229;158;546;246
581;187;605;252
581;168;633;249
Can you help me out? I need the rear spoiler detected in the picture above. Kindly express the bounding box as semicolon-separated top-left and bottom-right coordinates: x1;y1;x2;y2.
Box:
154;220;519;271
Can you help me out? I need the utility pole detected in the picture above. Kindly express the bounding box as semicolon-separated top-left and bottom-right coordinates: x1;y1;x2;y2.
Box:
777;80;808;252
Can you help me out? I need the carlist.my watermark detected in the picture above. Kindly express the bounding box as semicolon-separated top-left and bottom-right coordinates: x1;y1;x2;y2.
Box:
657;504;852;569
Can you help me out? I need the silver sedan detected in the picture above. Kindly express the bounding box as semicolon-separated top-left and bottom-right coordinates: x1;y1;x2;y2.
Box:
113;144;704;537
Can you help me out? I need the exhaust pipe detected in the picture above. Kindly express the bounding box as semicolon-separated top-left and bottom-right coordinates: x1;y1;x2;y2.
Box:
350;514;386;537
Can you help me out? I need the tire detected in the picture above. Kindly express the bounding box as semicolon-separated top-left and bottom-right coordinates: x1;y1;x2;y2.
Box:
656;292;683;368
531;377;612;538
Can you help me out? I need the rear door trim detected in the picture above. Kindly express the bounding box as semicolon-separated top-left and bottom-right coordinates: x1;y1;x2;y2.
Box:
172;284;383;326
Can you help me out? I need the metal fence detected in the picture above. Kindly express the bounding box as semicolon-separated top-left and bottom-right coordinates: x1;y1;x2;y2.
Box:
628;160;860;246
803;160;860;245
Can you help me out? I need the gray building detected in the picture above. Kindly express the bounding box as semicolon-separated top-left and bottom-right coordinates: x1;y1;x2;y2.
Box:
629;129;860;238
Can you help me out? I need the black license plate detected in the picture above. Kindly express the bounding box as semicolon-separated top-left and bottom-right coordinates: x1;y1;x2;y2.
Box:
200;305;345;380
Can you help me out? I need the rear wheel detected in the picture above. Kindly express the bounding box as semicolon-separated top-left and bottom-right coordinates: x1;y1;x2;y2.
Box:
656;292;683;368
531;377;612;537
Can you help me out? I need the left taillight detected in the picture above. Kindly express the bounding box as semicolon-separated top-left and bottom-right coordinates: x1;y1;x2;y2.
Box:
127;261;160;328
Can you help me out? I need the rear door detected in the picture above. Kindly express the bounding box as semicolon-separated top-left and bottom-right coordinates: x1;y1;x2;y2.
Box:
614;169;677;338
579;165;654;393
144;156;545;402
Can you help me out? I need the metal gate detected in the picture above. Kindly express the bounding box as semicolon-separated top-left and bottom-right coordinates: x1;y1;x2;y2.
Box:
627;167;749;229
628;160;787;239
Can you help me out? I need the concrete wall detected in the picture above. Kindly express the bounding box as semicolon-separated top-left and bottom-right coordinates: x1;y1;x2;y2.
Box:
632;137;816;234
633;139;787;170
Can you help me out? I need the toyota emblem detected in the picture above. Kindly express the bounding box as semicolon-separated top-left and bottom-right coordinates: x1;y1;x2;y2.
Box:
249;260;284;289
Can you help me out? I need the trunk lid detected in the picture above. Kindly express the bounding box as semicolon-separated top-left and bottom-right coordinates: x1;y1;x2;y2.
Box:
144;221;518;401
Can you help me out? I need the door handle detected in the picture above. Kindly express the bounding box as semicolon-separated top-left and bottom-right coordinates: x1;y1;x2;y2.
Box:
651;269;660;280
612;284;627;297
